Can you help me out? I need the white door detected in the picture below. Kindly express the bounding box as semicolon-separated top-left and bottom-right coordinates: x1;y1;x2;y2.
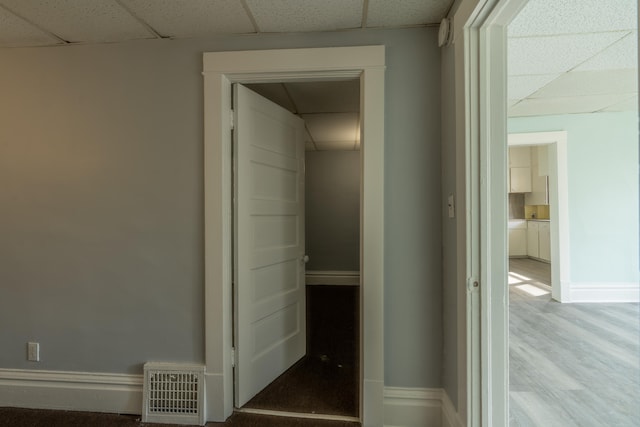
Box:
233;84;307;407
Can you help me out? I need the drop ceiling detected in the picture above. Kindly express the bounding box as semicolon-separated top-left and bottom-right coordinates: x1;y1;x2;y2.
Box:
0;0;636;130
507;0;638;117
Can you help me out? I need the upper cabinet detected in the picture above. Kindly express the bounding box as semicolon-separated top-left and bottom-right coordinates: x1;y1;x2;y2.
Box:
508;146;532;193
525;145;549;205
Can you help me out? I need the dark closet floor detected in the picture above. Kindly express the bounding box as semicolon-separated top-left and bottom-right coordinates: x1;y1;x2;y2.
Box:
243;285;359;417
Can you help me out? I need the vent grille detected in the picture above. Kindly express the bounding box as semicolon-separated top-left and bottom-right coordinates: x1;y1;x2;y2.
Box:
143;363;205;425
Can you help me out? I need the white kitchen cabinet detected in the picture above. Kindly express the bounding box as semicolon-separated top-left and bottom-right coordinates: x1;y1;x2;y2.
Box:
527;221;539;257
527;220;551;262
538;222;551;261
509;146;531;167
525;145;549;204
508;147;532;193
510;167;532;193
509;229;527;256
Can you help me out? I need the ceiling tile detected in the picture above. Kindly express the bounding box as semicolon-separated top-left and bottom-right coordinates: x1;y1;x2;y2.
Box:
575;31;638;71
0;5;61;47
508;93;635;117
119;0;254;37
509;0;637;37
0;0;154;43
508;74;560;99
508;32;628;75
302;113;359;143
601;95;638;112
366;0;451;27
531;69;637;98
286;80;360;114
314;141;356;151
244;0;362;33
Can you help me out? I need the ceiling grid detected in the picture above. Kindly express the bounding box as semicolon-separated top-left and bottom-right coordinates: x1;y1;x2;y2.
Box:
0;0;636;120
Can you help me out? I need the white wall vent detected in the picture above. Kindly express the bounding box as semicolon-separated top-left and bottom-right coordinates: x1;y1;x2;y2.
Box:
142;363;205;426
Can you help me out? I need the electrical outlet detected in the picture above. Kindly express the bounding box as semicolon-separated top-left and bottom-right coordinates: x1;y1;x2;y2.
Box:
27;342;39;362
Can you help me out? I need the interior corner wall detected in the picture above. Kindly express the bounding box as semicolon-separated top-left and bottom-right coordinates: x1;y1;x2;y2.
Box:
0;27;442;390
305;150;360;272
440;39;459;407
508;111;640;286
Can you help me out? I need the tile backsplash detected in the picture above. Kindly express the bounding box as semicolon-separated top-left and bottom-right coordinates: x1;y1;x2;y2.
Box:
509;193;525;219
525;204;550;219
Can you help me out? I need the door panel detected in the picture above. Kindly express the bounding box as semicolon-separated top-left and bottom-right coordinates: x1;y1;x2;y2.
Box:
233;84;306;407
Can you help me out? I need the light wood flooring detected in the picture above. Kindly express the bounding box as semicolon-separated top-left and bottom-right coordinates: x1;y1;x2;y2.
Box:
509;258;640;426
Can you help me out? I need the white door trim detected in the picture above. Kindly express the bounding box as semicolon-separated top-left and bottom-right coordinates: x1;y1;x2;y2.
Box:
508;132;571;302
202;46;386;425
463;0;528;425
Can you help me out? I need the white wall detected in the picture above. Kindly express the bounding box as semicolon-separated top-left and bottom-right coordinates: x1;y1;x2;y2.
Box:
509;112;639;290
0;27;443;390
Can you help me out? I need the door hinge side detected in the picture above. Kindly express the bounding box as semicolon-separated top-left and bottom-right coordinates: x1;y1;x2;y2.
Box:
231;347;236;368
230;109;235;130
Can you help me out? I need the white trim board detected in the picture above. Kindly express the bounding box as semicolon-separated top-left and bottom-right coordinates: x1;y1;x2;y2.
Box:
0;369;142;414
570;282;640;303
383;387;464;427
203;46;385;424
305;270;360;286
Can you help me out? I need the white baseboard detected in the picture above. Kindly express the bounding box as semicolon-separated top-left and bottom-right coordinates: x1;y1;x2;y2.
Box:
384;387;463;427
0;368;142;415
305;270;360;286
570;282;640;303
441;390;465;427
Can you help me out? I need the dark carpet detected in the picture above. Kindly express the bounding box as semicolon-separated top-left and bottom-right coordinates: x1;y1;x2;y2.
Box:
0;407;360;427
244;285;359;416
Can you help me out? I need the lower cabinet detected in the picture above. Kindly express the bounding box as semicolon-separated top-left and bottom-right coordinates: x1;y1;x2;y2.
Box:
509;228;527;257
527;220;551;262
538;222;551;261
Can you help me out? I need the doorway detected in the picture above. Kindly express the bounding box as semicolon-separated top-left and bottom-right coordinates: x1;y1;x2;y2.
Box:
235;81;361;419
202;46;385;423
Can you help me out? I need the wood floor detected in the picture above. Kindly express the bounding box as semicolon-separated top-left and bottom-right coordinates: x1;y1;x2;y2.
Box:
509;258;640;426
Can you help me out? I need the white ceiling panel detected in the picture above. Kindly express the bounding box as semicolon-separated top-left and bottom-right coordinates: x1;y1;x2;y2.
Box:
575;31;638;71
286;80;359;114
509;0;637;37
245;0;362;33
0;0;153;43
508;74;560;99
0;5;61;46
119;0;254;37
508;93;635;117
508;32;628;75
302;113;359;143
367;0;451;27
531;69;637;98
601;95;638;112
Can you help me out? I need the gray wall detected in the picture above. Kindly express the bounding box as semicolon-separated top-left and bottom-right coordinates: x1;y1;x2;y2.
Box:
440;40;458;405
0;27;443;387
305;151;360;272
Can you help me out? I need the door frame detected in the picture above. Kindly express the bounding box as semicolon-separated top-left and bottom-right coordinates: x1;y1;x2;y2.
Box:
508;131;570;302
203;46;386;424
462;0;528;425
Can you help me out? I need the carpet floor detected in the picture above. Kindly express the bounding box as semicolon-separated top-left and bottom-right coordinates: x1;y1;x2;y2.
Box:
244;285;359;417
